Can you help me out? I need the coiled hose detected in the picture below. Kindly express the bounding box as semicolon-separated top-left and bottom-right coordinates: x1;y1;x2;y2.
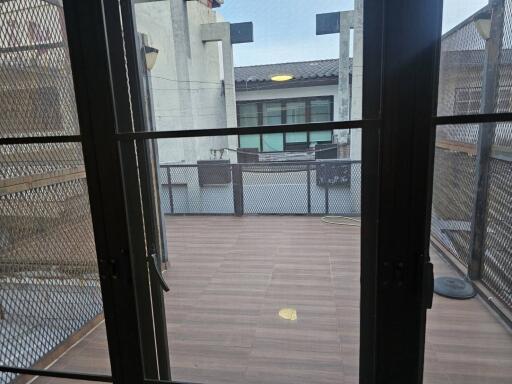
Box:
321;216;361;227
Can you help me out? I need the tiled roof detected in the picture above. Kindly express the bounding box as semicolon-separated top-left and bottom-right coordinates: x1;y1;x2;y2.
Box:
235;59;345;89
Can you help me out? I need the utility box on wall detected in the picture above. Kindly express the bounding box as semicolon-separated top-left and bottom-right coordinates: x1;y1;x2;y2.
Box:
316;161;352;187
315;143;338;160
197;160;232;186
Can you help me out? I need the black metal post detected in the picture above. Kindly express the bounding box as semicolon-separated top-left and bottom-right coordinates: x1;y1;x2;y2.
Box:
167;167;174;214
361;0;442;382
469;0;505;280
324;184;329;214
307;164;311;214
232;164;244;216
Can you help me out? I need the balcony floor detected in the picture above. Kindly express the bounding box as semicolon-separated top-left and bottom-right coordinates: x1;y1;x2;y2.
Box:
31;216;512;384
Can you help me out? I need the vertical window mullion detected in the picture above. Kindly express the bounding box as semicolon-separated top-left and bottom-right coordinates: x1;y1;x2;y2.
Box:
306;99;312;146
282;100;286;148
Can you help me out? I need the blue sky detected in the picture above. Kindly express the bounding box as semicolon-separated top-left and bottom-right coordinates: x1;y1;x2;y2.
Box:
218;0;488;67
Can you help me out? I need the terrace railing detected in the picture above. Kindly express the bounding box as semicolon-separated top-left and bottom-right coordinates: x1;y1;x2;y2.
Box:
159;160;362;217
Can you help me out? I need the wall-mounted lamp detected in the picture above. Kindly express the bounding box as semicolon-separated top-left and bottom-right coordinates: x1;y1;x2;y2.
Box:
473;10;492;40
144;46;159;71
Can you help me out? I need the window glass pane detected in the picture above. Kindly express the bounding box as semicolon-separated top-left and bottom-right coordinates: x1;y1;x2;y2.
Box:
130;0;367;379
310;130;332;143
153;132;362;383
286;101;306;124
239;103;258;127
239;134;261;150
311;99;332;122
285;131;307;143
263;102;282;125
262;132;283;151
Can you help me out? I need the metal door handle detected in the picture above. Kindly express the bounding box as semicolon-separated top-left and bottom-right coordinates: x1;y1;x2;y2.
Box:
147;254;170;292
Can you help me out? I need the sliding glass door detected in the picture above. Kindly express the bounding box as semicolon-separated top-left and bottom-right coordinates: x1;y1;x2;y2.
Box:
1;1;447;384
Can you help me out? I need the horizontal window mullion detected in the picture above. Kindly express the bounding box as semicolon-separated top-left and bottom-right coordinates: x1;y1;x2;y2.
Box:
435;112;512;125
0;366;112;383
114;120;373;141
0;135;82;145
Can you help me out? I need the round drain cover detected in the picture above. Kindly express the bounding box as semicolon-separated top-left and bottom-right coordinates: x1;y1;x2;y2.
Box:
434;277;476;300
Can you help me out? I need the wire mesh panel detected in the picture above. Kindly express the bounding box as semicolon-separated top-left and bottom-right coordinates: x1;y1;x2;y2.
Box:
242;163;309;214
431;122;512;312
437;0;512;118
433;0;512;312
160;161;361;216
431;143;477;266
0;0;80;138
160;165;234;214
0;179;103;382
324;162;361;215
0;1;107;382
437;11;486;117
481;157;512;307
0;142;84;180
499;0;512;95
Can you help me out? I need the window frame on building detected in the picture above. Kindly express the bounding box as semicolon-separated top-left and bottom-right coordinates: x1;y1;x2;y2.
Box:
236;96;334;152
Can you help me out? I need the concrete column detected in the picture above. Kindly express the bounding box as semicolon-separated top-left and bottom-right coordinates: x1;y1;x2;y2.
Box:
338;11;353;122
350;0;363;161
201;22;238;160
170;0;195;160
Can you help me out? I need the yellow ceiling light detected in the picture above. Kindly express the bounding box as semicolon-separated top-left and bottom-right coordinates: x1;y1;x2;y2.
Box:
278;307;297;321
271;74;294;82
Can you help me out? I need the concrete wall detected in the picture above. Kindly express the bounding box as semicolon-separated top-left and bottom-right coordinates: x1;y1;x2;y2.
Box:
135;0;233;163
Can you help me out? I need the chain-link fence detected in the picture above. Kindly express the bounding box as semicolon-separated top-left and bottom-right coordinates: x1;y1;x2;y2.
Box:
0;1;104;383
159;160;361;216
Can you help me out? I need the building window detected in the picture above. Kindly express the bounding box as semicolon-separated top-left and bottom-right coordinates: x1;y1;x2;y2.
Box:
239;134;261;151
453;86;512;115
238;103;258;127
237;96;333;152
262;102;282;125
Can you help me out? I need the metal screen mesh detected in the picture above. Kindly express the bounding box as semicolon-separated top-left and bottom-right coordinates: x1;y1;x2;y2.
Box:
160;164;235;214
431;126;512;311
437;0;512;118
431;143;477;266
437;11;486;117
0;1;105;383
481;157;512;307
0;0;80;138
160;161;361;216
432;0;512;312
